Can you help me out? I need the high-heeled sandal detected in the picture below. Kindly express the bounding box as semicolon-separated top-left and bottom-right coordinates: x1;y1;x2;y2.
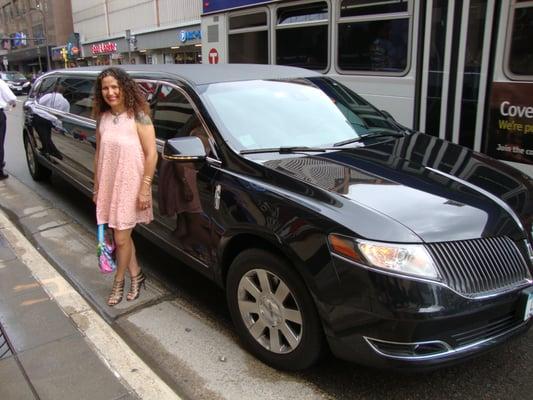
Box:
107;278;125;306
127;270;146;301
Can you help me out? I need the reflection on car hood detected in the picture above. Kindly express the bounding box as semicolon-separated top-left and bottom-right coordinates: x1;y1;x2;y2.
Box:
259;133;533;242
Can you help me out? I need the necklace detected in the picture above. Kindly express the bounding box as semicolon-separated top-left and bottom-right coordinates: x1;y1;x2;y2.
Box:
111;110;125;125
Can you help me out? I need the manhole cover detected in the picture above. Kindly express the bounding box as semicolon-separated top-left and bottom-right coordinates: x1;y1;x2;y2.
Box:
0;322;14;360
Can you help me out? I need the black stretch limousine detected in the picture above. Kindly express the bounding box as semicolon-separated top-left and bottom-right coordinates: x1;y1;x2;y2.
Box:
23;64;533;371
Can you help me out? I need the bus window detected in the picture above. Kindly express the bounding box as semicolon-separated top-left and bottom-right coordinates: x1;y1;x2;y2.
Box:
508;3;533;77
275;2;329;71
228;11;269;64
337;0;410;74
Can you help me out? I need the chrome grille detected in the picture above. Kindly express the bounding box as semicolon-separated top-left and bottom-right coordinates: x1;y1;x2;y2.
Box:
426;237;531;297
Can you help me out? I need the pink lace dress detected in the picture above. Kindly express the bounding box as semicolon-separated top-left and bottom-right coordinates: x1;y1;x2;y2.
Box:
96;112;153;230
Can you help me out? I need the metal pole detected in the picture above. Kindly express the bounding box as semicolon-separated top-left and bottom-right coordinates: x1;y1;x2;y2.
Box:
39;5;51;71
31;2;51;71
37;46;42;72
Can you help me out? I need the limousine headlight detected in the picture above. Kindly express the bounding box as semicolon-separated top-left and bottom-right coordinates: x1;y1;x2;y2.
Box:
328;234;440;280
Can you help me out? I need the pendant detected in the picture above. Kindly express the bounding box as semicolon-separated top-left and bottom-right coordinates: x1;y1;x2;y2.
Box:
113;115;119;124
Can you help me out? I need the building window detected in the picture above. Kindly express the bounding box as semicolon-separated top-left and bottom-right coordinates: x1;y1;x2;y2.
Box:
228;10;268;64
508;3;533;77
32;24;45;46
13;0;20;16
337;0;411;74
275;2;329;71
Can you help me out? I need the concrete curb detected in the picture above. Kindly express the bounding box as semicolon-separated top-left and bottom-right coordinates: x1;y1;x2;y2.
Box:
0;210;180;400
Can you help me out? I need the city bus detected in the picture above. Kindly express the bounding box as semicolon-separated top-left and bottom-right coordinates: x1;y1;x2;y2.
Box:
201;0;533;177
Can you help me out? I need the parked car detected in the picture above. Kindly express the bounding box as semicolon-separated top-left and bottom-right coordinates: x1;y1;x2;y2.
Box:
22;65;533;371
1;70;31;95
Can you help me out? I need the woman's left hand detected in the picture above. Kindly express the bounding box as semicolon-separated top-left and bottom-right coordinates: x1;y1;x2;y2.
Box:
138;191;151;210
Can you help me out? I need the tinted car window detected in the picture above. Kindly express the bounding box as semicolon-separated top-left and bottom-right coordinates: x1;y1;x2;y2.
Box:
1;71;26;81
36;77;57;100
58;77;95;118
152;84;196;141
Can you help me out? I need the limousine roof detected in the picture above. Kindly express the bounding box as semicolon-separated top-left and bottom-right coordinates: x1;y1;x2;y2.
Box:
49;64;322;86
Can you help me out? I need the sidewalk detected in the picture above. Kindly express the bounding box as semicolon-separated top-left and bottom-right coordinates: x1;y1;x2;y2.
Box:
0;210;179;400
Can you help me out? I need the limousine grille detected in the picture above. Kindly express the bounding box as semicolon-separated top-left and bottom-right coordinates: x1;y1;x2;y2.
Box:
426;237;531;297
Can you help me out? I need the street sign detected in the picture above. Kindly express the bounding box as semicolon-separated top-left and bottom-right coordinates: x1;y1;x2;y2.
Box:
208;48;219;64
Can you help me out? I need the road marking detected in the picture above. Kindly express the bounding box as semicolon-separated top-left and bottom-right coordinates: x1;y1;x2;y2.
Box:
0;210;180;400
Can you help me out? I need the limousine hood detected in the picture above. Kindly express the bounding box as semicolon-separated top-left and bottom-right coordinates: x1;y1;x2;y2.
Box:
258;133;533;243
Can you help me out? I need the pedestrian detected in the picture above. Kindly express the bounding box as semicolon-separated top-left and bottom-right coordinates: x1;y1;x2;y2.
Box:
92;67;157;306
30;84;70;159
0;77;17;180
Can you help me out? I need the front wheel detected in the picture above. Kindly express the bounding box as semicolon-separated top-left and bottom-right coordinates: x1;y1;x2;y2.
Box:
226;248;324;370
24;133;51;181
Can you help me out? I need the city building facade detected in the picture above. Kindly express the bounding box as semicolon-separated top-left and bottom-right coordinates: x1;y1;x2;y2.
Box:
0;0;75;74
72;0;202;66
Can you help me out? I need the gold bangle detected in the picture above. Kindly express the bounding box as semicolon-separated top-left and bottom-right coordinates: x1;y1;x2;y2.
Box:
143;175;153;182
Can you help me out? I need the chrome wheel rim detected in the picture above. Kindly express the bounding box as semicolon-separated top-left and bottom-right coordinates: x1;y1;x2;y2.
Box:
237;268;303;354
25;139;36;174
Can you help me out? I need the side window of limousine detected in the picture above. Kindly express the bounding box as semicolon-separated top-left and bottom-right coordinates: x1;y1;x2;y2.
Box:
36;77;58;101
152;84;196;141
58;77;95;119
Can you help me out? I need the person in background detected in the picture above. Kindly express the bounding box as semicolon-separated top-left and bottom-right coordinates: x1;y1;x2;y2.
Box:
0;77;17;180
30;84;70;159
92;67;158;306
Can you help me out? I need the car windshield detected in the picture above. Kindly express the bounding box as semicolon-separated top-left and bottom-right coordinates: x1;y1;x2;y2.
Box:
200;77;402;152
3;72;26;81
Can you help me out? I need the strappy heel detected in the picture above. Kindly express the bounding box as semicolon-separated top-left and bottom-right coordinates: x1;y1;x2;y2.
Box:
127;270;146;301
107;278;125;306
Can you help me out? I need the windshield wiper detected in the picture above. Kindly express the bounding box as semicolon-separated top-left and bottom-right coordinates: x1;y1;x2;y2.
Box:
240;146;330;155
333;137;363;147
361;131;405;139
333;131;405;147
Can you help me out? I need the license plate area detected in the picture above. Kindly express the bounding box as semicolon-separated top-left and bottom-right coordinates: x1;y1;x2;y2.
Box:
522;289;533;321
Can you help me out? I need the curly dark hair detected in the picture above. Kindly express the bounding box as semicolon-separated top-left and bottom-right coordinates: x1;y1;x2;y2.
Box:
92;67;150;119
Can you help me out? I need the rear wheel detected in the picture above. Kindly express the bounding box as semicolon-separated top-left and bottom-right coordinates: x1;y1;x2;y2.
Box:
226;248;323;370
24;133;51;181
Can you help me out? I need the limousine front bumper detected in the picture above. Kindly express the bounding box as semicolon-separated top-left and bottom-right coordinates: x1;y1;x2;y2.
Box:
325;254;533;369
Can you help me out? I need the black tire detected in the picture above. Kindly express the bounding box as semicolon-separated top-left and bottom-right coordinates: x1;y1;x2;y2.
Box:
24;133;51;181
226;248;324;370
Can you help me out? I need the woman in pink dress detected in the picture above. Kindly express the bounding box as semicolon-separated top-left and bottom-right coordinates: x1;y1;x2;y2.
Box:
92;67;158;306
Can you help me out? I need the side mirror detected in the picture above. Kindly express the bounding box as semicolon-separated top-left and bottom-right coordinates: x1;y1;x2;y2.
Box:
163;136;207;162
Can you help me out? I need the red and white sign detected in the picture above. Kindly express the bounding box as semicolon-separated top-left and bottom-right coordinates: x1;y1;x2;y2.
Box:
208;48;219;64
91;42;117;55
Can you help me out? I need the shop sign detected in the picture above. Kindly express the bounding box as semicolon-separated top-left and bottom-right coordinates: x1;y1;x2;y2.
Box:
91;42;117;55
486;82;533;165
203;0;273;14
179;30;201;43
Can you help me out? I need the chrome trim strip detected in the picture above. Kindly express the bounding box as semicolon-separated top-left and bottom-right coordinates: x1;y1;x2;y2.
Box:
364;320;529;361
161;154;204;161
